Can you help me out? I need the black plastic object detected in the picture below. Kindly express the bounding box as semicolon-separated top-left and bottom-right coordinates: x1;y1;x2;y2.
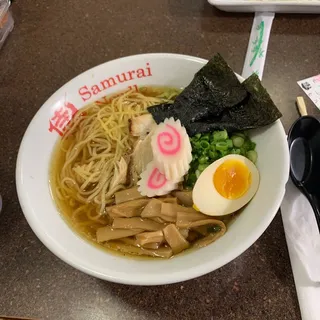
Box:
288;115;320;232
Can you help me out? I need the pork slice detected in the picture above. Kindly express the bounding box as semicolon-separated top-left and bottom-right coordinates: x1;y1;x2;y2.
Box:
129;131;154;184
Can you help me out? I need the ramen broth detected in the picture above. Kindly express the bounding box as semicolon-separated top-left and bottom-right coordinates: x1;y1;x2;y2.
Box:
49;86;228;259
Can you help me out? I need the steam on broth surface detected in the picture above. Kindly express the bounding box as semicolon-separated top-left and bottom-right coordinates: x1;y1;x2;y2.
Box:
49;86;228;259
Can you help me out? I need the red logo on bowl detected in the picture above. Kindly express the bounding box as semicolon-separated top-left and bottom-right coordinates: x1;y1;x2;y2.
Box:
49;102;78;136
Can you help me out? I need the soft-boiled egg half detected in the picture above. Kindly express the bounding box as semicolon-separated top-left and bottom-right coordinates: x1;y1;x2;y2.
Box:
192;154;260;216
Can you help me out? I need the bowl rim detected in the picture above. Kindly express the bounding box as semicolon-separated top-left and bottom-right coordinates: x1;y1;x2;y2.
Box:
16;53;290;285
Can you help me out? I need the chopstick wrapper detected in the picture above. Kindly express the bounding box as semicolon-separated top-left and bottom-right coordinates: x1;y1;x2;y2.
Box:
281;179;320;282
281;179;320;320
242;12;275;80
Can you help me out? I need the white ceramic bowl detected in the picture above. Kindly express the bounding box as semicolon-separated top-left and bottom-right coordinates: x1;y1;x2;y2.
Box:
16;53;290;285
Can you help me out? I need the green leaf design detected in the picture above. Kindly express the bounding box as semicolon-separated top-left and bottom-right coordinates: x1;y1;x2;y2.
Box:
259;49;264;58
249;21;265;67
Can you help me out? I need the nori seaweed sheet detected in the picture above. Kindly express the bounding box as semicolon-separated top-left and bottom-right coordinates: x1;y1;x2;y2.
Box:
240;73;283;127
148;54;282;137
148;53;247;124
185;74;283;136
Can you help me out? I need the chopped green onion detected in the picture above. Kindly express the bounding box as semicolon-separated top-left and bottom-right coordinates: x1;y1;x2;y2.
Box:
198;163;209;172
216;141;228;152
209;151;218;159
242;140;249;150
187;173;197;185
191;141;197;149
198;156;209;164
191;160;199;168
232;136;244;148
200;134;210;141
243;140;256;151
186;129;258;189
200;141;210;149
194;141;201;149
239;147;246;156
220;150;229;157
250;141;256;150
233;132;246;139
213;130;228;142
230;148;241;155
247;150;258;164
226;139;233;149
202;149;209;156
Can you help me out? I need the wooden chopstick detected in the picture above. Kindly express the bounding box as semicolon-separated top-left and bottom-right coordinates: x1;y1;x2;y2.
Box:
296;96;308;116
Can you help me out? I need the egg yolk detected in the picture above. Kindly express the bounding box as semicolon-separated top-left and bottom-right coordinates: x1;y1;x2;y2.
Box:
213;159;251;200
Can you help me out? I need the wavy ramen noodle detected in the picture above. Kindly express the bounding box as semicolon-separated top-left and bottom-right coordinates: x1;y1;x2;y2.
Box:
50;87;228;259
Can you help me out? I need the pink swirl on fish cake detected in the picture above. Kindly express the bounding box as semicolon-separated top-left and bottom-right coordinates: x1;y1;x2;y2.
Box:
147;167;167;189
157;124;181;156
